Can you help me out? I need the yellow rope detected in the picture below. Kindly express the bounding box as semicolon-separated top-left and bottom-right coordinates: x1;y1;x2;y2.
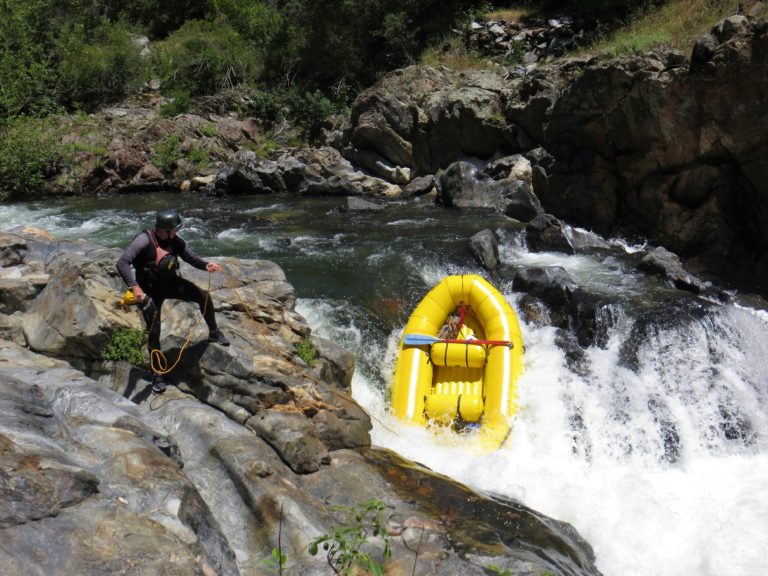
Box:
148;272;212;376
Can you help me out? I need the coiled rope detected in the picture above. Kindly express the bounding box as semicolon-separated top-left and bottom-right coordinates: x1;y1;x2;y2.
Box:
147;272;212;376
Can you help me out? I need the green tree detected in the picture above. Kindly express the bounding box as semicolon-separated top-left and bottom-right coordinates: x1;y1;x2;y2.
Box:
0;0;61;116
153;18;264;96
56;19;148;111
0;116;62;199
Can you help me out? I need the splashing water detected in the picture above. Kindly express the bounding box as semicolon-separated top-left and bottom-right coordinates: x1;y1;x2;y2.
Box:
300;294;768;576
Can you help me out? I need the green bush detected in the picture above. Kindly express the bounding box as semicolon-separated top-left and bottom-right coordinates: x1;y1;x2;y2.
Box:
211;0;281;49
56;19;149;111
295;337;317;367
0;116;63;199
153;133;210;177
309;499;392;576
288;90;337;130
153;134;183;175
0;0;62;117
153;18;263;96
159;89;193;117
112;0;211;39
101;328;148;368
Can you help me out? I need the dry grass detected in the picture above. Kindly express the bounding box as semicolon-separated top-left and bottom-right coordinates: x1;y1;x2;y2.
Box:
585;0;759;56
420;35;497;71
485;8;531;22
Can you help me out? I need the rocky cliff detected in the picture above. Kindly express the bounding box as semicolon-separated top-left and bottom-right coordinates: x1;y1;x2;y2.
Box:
333;15;767;296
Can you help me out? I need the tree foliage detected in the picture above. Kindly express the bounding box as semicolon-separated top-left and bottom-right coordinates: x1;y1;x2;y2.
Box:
0;0;493;118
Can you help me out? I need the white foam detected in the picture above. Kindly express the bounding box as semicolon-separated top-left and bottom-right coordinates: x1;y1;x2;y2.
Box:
301;294;768;576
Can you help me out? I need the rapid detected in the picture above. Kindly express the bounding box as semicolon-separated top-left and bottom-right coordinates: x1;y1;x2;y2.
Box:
2;193;767;576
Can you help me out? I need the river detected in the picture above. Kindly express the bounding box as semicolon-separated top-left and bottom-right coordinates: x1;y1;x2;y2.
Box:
2;192;767;576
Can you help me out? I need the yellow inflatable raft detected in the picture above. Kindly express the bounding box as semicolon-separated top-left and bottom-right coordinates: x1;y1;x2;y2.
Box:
391;275;524;450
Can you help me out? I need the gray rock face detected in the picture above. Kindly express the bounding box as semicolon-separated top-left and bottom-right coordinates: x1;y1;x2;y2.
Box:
0;231;603;576
539;19;768;290
335;19;767;295
341;65;533;176
211;147;401;197
637;246;707;293
0;346;240;575
470;229;500;270
437;160;544;221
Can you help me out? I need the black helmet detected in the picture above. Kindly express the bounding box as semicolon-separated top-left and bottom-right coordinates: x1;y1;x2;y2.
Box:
155;210;183;230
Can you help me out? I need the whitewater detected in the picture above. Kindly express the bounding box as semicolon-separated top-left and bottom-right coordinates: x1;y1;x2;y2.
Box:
3;196;768;576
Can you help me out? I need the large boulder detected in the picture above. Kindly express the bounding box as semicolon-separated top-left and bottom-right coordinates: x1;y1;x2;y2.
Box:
436;160;544;220
341;65;543;176
9;231;365;474
0;343;239;575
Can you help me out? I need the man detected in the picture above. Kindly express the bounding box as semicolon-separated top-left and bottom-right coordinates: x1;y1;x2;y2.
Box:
117;210;229;393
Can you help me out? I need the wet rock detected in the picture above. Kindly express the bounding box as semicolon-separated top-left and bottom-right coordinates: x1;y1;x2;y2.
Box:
401;174;436;197
343;196;387;212
470;229;500;270
437;161;543;221
637;246;706;293
527;214;575;254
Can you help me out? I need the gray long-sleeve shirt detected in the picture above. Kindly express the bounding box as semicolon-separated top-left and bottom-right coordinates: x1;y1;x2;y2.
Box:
116;230;209;287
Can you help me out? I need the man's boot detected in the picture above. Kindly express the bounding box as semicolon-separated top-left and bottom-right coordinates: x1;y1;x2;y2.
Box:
152;373;167;394
208;329;230;346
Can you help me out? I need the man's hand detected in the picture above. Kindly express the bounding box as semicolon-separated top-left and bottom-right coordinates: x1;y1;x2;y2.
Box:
206;262;221;273
131;285;145;302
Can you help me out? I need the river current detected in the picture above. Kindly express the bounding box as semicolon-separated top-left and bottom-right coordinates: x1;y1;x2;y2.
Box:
2;192;767;576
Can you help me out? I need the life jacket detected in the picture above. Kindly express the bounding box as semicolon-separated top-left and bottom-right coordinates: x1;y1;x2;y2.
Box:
140;229;180;286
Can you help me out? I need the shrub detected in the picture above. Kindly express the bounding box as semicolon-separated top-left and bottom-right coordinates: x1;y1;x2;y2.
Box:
0;0;62;117
153;133;210;178
309;499;392;576
287;90;337;130
295;337;317;367
101;328;148;368
0;116;63;199
211;0;281;49
56;19;149;111
153;134;183;175
153;18;263;96
159;90;193;117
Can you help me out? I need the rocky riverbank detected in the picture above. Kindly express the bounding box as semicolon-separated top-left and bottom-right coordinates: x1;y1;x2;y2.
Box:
31;15;768;299
0;228;603;575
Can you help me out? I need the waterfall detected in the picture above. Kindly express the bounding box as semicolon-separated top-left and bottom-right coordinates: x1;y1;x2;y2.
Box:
298;294;768;576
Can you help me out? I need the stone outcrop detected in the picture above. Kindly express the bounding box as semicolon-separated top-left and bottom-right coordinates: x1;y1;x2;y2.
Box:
0;230;603;575
210;147;400;197
336;16;768;296
540;16;768;291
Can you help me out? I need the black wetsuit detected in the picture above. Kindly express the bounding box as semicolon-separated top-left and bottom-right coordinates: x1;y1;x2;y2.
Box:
116;230;217;352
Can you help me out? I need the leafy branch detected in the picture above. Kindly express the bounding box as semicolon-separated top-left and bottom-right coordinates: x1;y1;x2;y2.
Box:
309;499;392;576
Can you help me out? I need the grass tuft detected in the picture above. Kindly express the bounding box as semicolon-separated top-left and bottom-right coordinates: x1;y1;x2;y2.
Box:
583;0;758;56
